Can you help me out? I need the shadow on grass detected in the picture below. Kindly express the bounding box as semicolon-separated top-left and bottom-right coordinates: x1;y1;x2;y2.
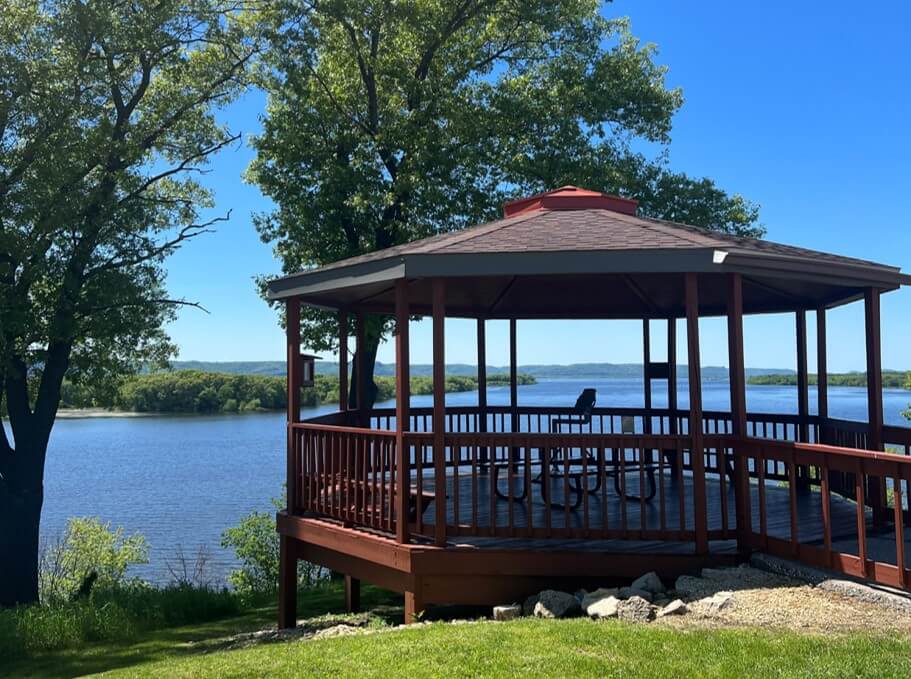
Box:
2;583;401;679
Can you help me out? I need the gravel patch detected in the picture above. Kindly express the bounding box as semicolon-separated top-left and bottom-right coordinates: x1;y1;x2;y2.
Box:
657;565;911;635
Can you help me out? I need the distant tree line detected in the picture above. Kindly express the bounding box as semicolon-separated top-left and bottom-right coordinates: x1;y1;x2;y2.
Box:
57;370;535;414
747;371;911;389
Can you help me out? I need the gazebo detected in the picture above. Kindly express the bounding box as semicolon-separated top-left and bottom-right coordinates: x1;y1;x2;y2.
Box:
267;186;911;626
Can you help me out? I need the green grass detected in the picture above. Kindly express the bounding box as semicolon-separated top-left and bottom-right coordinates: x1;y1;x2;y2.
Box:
6;584;911;678
0;583;398;678
96;619;911;679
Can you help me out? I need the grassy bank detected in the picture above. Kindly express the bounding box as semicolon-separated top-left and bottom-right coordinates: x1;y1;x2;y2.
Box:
747;370;909;388
6;598;911;678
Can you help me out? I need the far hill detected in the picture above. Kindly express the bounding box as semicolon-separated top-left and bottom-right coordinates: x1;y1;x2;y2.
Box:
170;361;798;381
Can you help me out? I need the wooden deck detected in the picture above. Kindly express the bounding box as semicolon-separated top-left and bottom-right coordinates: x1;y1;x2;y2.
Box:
403;468;903;564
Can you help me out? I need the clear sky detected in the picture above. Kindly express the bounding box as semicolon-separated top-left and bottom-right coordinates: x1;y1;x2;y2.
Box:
163;0;911;372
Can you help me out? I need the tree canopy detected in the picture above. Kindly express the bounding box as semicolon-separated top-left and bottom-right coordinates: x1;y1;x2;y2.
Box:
249;0;763;367
0;0;256;606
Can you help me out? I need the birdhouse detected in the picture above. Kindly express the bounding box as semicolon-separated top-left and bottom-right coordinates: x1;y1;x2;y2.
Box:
300;353;320;387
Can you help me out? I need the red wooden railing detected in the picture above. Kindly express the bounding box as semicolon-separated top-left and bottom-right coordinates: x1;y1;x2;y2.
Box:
291;405;911;591
290;422;399;535
738;438;910;590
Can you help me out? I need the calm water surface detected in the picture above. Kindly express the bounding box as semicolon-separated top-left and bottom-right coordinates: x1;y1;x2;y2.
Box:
39;379;911;583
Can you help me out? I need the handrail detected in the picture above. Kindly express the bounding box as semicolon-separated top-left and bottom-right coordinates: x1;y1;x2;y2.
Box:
289;412;911;591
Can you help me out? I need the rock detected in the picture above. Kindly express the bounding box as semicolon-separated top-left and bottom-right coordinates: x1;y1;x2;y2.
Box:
493;604;522;621
657;599;687;617
574;589;588;603
586;595;620;619
699;591;734;615
533;590;582;619
312;624;363;640
616;595;654;623
581;587;619;611
522;593;540;616
674;575;708;599
631;571;666;594
618;586;653;602
700;567;732;582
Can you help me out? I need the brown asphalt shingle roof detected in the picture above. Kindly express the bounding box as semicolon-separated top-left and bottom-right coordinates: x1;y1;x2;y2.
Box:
279;204;887;278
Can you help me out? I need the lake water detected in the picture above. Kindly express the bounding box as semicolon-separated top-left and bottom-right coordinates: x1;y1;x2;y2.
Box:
39;379;911;584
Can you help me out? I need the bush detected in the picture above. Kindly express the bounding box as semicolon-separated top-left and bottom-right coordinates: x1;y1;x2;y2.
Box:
221;499;325;596
40;517;148;604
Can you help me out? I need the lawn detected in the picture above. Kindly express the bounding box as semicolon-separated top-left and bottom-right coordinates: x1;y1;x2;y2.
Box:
5;585;911;678
91;619;911;679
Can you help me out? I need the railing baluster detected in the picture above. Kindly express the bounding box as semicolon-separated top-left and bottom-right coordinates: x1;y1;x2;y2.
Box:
856;461;868;578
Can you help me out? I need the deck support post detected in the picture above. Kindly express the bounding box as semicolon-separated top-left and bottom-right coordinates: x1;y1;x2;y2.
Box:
279;297;302;630
864;287;886;524
796;310;811;491
432;279;447;546
509;318;518;434
404;581;425;623
726;274;750;553
685;273;709;554
355;312;366;426
477;319;488;469
642;320;652;435
394;280;411;544
667;318;678;430
344;575;360;613
816;307;828;423
278;535;297;629
338;311;348;413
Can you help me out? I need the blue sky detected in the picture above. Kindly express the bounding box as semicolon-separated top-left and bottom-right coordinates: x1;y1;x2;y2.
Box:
164;0;910;372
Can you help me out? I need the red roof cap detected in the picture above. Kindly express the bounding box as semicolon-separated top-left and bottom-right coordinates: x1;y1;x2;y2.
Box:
503;185;639;217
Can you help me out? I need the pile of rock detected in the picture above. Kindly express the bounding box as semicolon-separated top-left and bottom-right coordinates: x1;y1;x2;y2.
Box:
493;571;688;624
492;566;768;624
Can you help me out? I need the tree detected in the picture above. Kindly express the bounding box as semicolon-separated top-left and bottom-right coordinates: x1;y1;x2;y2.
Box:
0;0;256;606
250;0;763;407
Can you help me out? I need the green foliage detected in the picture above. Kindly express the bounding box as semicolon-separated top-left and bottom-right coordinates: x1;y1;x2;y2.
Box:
220;511;281;595
221;499;325;596
59;369;536;413
40;518;149;604
748;371;910;389
248;0;762;358
0;582;248;659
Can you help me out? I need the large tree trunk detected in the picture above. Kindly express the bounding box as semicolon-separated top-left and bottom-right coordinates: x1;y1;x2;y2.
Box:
347;316;384;416
0;470;44;607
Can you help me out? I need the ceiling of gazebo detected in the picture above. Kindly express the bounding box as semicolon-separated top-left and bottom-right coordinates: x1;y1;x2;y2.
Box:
267;186;909;318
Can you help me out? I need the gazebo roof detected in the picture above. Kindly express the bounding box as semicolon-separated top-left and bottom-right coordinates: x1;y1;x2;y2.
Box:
267;186;909;319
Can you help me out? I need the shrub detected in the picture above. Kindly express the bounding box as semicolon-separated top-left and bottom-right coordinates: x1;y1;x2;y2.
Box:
40;517;148;603
221;501;325;596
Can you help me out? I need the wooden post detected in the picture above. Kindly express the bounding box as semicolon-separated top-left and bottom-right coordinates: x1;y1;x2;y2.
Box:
509;318;518;433
432;279;447;546
339;311;348;412
864;287;886;525
796;310;810;443
355;312;366;421
404;581;424;623
286;299;302;511
279;298;301;629
394;280;411;544
668;318;678;434
344;575;360;613
795;310;811;492
477;318;488;468
278;535;297;629
816;308;828;422
685;273;709;554
643;319;652;435
726;274;750;552
864;288;884;451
